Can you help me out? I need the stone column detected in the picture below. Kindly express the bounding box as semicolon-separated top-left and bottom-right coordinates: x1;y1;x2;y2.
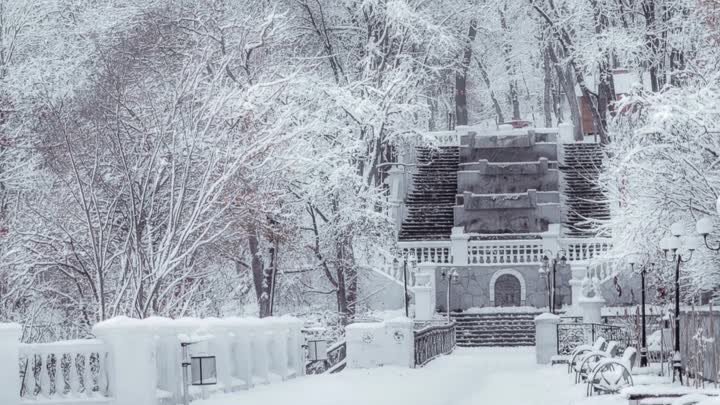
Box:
542;224;561;253
386;165;407;232
569;264;588;310
579;296;606;324
535;313;560;364
558;122;575;143
384;318;415;368
346;322;385;368
450;229;469;265
0;323;21;405
413;263;436;320
93;317;157;405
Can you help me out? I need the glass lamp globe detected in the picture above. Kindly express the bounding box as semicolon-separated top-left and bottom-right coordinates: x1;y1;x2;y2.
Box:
627;253;639;266
668;236;682;251
670;222;684;237
660;237;672;251
697;217;713;236
684;236;701;251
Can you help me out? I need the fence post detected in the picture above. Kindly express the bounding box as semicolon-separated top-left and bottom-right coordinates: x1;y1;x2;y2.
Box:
535;313;560;364
207;319;234;392
414;263;436;321
450;229;469;265
558;122;575;143
0;323;21;405
385;318;415;368
93;317;157;405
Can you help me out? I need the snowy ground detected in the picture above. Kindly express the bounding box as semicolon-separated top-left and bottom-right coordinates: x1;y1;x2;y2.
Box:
197;347;599;405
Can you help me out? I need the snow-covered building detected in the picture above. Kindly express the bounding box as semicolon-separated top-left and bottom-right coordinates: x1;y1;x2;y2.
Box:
381;124;640;345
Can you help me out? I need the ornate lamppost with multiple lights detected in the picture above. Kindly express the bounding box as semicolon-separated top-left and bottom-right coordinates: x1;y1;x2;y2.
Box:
627;254;655;367
539;250;568;314
441;268;459;322
659;223;701;383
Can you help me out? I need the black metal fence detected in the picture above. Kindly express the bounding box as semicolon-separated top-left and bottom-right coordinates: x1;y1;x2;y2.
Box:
680;308;720;385
556;322;633;355
414;322;456;367
305;340;347;375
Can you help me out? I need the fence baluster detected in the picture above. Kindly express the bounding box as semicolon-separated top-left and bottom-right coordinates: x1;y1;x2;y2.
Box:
39;354;50;398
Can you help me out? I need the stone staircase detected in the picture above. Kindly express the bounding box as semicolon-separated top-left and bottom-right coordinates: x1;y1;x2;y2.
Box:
398;147;459;241
560;143;609;237
451;312;539;347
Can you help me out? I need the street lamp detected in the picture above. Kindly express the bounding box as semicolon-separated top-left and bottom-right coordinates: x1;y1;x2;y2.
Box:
696;195;720;250
540;250;568;314
396;253;417;318
538;263;552;312
660;222;700;383
441;268;459;322
628;254;654;367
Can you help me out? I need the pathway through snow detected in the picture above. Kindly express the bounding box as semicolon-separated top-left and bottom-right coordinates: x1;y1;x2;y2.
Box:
197;347;600;405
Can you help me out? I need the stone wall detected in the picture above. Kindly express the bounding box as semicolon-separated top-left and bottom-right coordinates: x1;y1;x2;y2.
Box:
458;159;559;194
454;190;561;234
454;130;561;234
459;131;558;162
431;264;641;312
357;269;406;312
434;265;572;311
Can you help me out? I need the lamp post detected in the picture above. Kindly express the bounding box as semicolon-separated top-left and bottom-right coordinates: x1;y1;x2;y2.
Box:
628;254;654;367
396;253;417;318
540;250;568;314
538;264;551;312
660;222;700;383
441;268;459;322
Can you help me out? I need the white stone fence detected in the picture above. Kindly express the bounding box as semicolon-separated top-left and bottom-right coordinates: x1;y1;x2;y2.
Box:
395;234;611;268
345;318;456;369
345;318;416;369
1;316;305;405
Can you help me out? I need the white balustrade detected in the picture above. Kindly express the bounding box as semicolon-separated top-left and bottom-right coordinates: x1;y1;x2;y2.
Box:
467;239;545;265
19;339;110;403
560;238;612;262
587;261;615;282
398;241;452;265
430;131;459;146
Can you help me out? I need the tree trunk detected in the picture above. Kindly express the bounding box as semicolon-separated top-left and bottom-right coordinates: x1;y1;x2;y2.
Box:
543;48;554;127
455;20;477;126
500;8;520;121
547;45;582;140
248;231;272;317
334;237;357;324
591;0;615;141
476;58;505;124
642;0;661;92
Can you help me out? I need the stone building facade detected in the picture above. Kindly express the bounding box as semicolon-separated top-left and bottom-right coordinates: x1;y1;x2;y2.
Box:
390;124;638;315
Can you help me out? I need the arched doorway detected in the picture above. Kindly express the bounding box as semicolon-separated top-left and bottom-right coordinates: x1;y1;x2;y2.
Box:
494;274;521;307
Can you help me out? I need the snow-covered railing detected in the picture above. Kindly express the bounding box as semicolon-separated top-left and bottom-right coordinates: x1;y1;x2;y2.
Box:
556;322;632;355
466;239;544;265
395;236;612;267
398;241;452;265
19;339;110;403
0;317;305;405
428;131;459;146
413;321;456;367
560;238;612;262
305;340;347;375
144;317;304;404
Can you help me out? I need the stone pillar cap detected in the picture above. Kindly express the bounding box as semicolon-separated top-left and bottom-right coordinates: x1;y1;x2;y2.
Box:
534;313;560;323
